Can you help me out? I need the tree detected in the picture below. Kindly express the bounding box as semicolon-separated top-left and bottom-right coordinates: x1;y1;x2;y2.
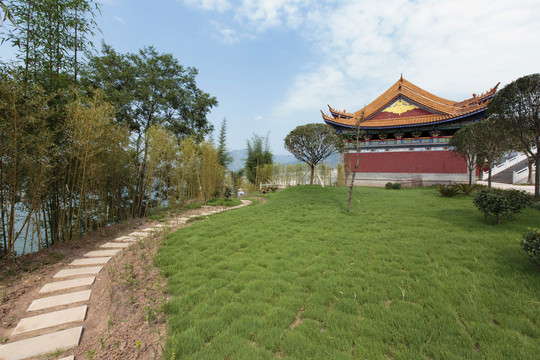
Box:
0;1;16;28
450;125;478;185
2;0;99;88
217;118;232;168
347;112;365;212
83;43;218;216
245;133;273;185
489;73;540;199
471;118;512;188
284;123;344;185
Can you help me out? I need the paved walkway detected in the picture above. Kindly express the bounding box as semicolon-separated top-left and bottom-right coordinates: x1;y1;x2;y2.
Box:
477;181;535;194
0;200;250;360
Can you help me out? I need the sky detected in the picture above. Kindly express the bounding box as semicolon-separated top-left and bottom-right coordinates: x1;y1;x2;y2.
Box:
3;0;540;155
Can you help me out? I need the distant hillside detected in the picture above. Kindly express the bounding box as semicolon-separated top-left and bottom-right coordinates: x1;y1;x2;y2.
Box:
228;149;338;171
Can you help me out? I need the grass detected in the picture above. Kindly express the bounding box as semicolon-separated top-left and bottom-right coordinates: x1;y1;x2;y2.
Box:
155;186;540;359
206;198;242;207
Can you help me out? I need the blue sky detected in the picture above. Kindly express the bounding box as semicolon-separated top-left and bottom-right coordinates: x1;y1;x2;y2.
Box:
3;0;540;155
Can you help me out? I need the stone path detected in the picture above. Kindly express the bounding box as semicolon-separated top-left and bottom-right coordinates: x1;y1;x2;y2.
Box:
0;200;250;360
477;181;535;194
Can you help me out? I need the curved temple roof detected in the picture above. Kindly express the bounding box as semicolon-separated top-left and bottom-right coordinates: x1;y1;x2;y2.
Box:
322;76;499;130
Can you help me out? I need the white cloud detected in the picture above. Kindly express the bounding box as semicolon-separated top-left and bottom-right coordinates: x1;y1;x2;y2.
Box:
272;0;540;116
112;15;127;26
184;0;231;12
212;23;240;44
189;0;540;125
254;115;263;120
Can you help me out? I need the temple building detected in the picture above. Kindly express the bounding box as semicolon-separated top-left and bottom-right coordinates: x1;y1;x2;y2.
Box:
321;76;499;186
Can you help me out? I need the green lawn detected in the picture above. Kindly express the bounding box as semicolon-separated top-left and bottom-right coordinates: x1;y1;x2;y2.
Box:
155;186;540;360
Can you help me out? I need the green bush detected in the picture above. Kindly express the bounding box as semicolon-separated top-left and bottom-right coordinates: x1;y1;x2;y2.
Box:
223;187;232;199
457;183;477;195
435;184;460;197
504;189;534;219
473;188;533;225
531;201;540;211
385;182;393;189
521;228;540;265
392;183;402;190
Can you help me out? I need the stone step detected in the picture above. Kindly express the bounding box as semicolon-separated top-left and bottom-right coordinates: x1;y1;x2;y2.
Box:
115;235;137;242
53;266;103;278
70;257;111;266
128;231;149;237
84;249;121;257
59;356;75;360
0;326;82;360
12;305;87;336
28;290;92;312
100;242;130;249
39;277;95;294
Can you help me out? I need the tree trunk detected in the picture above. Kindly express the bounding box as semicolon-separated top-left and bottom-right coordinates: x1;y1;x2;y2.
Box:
488;167;492;188
535;155;539;200
309;164;315;185
347;153;361;212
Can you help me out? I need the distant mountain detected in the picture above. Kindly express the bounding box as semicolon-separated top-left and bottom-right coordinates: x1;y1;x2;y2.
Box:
227;149;339;171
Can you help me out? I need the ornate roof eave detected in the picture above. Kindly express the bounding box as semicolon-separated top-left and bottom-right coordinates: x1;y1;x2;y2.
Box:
327;105;355;118
454;82;500;107
346;78;499;120
324;107;487;131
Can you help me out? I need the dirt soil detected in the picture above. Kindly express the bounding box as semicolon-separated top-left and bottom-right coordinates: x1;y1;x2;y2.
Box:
0;204;239;360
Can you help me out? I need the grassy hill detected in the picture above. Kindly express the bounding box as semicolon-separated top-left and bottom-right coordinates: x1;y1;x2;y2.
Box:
155;186;540;359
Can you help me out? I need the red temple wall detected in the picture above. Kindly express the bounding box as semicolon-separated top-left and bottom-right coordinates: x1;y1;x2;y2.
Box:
346;150;467;174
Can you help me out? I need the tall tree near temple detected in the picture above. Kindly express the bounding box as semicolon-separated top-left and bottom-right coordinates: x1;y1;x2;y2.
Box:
245;133;273;185
217;118;232;168
347;112;365;212
450;125;478;185
83;44;218;216
471;118;511;188
489;73;540;199
284;123;344;185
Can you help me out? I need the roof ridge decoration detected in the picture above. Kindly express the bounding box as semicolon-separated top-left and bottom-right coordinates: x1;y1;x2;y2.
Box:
322;77;499;130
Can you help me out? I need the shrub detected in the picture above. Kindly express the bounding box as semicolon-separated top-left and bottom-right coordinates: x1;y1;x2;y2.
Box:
457;183;477;195
385;182;393;189
473;188;533;225
223;187;232;199
531;201;540;211
521;228;540;265
504;189;534;219
435;184;460;197
392;182;402;190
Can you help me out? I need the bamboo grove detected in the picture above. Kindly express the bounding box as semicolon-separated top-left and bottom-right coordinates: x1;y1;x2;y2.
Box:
0;0;222;259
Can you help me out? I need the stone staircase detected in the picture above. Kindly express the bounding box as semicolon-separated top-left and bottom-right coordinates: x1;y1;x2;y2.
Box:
0;200;250;360
491;158;529;184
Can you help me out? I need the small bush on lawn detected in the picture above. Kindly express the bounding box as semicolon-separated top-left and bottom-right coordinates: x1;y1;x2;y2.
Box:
457;183;477;195
530;201;540;211
521;228;540;265
473;188;533;225
385;182;401;190
504;189;535;219
223;187;232;199
435;184;460;197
